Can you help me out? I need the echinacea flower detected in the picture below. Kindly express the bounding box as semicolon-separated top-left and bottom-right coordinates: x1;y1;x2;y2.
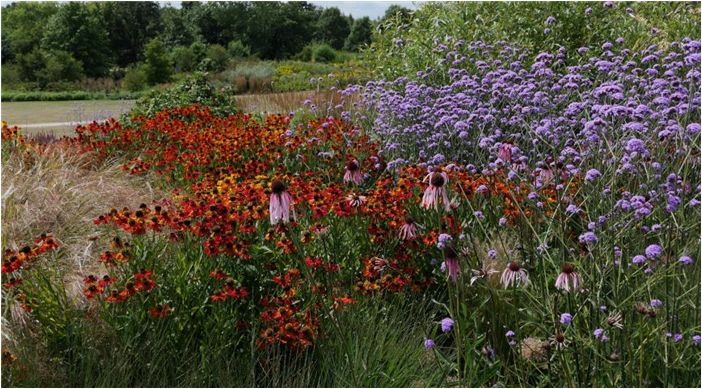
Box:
444;246;460;282
555;262;581;292
501;261;529;288
498;143;512;162
269;180;294;225
343;159;363;184
549;332;568;350
346;193;367;207
399;215;419;240
606;311;623;329
422;171;451;212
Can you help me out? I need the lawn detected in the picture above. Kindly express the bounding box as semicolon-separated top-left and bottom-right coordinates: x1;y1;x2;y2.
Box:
1;100;136;135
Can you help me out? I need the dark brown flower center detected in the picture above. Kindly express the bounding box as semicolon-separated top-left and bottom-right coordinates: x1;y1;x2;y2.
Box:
430;173;445;187
561;263;574;274
508;261;521;272
444;246;458;259
555;333;565;343
346;160;359;171
404;215;415;225
271;180;286;194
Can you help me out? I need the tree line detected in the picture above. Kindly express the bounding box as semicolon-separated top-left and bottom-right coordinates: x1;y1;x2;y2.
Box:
1;1;402;88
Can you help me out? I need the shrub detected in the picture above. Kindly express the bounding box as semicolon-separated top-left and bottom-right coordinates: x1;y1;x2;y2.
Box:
143;38;172;85
312;43;336;63
227;39;251;58
171;45;197;73
366;2;701;80
122;65;148;92
205;44;230;72
130;72;238;117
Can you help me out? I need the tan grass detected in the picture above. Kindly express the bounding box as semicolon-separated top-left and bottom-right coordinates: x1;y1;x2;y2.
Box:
1;142;163;287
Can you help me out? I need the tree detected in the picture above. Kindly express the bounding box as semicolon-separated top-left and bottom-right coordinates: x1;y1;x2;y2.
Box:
98;2;162;67
1;2;58;57
382;5;413;22
345;17;373;51
143;38;172;85
41;2;112;77
247;2;318;59
38;50;84;84
161;7;197;47
316;7;351;50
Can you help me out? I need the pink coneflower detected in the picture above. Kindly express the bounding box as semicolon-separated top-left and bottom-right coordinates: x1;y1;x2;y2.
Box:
343;160;363;184
399;215;419;240
346;193;367;207
554;262;581;292
499;143;512;162
500;260;530;288
269;180;294;225
444;246;460;282
421;171;451;212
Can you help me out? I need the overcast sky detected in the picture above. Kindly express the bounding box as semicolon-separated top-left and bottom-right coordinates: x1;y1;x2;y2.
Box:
310;1;419;19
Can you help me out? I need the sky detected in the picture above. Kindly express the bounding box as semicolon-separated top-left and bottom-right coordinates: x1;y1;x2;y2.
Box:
310;1;419;19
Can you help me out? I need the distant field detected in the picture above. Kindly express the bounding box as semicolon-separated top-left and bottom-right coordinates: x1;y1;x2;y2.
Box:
1;100;136;136
1;91;333;137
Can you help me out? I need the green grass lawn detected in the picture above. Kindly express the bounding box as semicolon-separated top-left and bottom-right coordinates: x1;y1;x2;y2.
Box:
1;100;136;136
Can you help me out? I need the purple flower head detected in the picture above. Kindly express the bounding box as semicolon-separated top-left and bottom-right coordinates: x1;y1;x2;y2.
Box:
424;338;435;350
585;169;602;182
594;328;605;339
678;256;694;265
499;217;507;226
650;299;663;308
673;333;683;343
566;204;582;215
474;211;485;220
560;313;573;325
579;232;598;244
441;317;454;333
645;244;663;259
693;335;701;346
545;16;556;25
437;233;452;249
505;330;515;338
488;249;497;258
632;255;647;265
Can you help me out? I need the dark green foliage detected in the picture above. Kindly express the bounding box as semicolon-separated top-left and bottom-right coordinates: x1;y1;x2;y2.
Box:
143;38;173;85
205;44;230;72
316;7;351;50
98;2;162;67
0;2;58;57
131;72;238;117
40;2;113;78
227;40;251;58
122;65;149;92
313;44;337;63
345;17;373;51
